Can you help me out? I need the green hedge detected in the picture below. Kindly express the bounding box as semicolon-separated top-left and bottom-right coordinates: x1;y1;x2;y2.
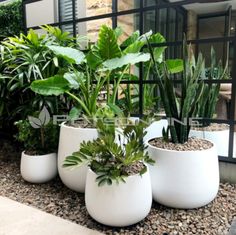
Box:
0;0;24;38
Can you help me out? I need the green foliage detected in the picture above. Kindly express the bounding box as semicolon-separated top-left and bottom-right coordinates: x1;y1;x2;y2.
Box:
148;36;204;143
63;121;154;186
195;47;229;124
102;53;150;71
97;25;121;60
0;26;76;130
15;118;59;155
0;0;23;39
31;25;151;119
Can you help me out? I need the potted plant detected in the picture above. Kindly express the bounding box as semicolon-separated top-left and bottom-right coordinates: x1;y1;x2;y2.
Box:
63;120;154;226
30;25;151;192
15;107;59;183
190;47;229;156
145;38;219;209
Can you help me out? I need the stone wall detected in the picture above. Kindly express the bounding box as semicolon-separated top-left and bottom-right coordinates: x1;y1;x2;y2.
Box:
85;0;135;42
85;0;112;42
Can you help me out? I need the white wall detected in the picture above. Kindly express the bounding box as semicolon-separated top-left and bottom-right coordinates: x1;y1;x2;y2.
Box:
26;0;58;28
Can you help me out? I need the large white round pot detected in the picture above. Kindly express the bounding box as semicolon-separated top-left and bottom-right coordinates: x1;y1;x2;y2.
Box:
190;128;229;157
21;152;57;183
58;122;98;192
85;168;152;227
147;140;219;209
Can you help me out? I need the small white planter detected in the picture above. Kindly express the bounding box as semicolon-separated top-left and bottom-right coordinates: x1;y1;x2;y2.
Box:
147;140;219;209
58;122;98;192
190;128;229;157
21;152;57;183
85;168;152;227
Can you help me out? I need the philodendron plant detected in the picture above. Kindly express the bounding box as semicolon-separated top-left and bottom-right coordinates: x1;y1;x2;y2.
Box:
30;25;151;122
147;37;205;144
63;120;155;186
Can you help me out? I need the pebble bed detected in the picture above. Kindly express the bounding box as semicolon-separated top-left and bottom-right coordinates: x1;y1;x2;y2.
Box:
0;139;235;235
149;137;213;151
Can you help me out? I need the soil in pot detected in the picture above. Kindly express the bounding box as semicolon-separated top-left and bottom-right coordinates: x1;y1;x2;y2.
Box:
66;119;95;128
149;137;213;151
191;123;229;132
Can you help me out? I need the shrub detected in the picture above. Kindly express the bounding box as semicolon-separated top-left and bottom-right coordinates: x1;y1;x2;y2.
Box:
0;0;24;39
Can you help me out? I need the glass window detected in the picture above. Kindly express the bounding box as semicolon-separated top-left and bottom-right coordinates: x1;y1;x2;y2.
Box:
144;10;156;33
168;8;176;42
198;16;226;39
77;18;112;42
118;0;140;11
158;8;167;38
117;13;140;42
76;0;112;19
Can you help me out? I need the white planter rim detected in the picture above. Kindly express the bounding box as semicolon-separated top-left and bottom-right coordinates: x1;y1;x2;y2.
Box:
191;128;229;133
146;138;215;153
22;151;56;158
60;121;97;131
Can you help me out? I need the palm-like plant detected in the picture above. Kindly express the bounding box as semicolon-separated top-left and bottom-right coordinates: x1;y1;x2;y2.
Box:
63;120;154;186
0;26;78;129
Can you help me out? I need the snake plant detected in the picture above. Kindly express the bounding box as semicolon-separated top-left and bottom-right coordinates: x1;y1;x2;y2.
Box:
195;47;229;126
147;37;205;144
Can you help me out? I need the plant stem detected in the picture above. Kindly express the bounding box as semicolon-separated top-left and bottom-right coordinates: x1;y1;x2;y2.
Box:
40;127;45;150
65;91;91;117
112;65;129;104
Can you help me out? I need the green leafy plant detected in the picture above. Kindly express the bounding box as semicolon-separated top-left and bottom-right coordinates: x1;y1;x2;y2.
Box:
0;26;77;130
0;0;23;39
15;117;59;155
63;121;154;186
30;25;151;122
195;47;229;126
147;37;205;143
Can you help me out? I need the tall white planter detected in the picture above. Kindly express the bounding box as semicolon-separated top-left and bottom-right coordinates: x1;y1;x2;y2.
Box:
147;140;219;209
58;122;98;192
85;168;152;227
21;152;57;183
190;128;229;157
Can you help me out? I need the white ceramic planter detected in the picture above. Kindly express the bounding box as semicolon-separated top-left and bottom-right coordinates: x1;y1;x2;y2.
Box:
190;128;229;157
21;152;57;183
85;168;152;227
144;119;168;142
58;122;98;192
147;140;219;209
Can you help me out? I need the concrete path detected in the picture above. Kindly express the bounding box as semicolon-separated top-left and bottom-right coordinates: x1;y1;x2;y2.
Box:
0;196;103;235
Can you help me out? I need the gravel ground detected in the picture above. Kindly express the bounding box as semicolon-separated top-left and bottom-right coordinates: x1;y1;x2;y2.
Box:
0;139;235;235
